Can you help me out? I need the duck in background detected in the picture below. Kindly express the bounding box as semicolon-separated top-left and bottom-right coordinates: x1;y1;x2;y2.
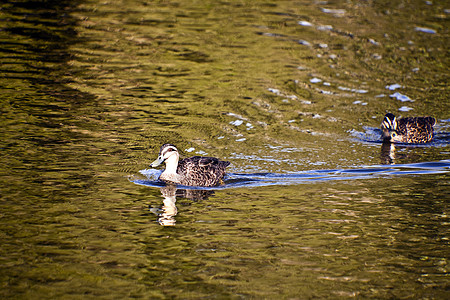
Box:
381;113;436;143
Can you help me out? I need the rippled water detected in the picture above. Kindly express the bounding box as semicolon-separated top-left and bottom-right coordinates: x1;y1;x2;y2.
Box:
1;0;449;298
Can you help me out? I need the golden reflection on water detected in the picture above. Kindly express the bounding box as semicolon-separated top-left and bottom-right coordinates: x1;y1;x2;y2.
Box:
158;186;178;226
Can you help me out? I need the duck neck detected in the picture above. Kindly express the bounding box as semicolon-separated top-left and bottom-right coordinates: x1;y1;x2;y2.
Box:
163;153;179;175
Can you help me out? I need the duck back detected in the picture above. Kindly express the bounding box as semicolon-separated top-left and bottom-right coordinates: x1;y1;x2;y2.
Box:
177;156;230;186
397;117;436;143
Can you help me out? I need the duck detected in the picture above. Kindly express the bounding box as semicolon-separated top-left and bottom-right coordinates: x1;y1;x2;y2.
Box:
381;113;436;143
150;144;230;187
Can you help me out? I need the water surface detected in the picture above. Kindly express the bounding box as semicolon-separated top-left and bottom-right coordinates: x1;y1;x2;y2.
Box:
0;0;449;298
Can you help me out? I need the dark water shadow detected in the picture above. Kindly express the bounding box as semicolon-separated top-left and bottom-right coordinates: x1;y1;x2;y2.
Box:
0;0;107;198
1;0;99;125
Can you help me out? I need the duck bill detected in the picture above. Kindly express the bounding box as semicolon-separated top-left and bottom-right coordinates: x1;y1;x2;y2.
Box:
381;128;392;141
150;156;164;167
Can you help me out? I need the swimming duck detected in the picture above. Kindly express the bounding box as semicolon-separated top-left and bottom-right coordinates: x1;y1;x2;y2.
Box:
150;144;230;187
381;113;436;143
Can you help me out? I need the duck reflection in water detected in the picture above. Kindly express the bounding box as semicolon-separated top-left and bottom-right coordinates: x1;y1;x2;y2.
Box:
380;142;428;165
150;185;215;226
380;142;396;164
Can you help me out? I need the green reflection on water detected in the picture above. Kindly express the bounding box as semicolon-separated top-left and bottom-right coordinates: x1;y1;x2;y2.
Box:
0;0;449;298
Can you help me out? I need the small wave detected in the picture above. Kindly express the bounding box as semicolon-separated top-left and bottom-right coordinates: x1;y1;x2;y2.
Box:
349;127;383;143
415;27;437;34
390;92;414;102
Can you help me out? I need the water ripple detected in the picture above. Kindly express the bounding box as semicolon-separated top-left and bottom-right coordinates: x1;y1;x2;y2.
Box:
132;160;449;190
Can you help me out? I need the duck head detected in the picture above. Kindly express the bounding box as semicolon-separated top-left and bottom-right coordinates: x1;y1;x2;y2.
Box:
150;144;180;169
381;113;399;142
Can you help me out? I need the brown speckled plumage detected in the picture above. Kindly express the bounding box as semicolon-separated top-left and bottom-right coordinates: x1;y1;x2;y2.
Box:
176;156;230;186
150;144;230;187
381;113;436;143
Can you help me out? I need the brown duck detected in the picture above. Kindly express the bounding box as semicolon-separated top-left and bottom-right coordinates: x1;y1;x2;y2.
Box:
150;144;230;187
381;113;436;143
